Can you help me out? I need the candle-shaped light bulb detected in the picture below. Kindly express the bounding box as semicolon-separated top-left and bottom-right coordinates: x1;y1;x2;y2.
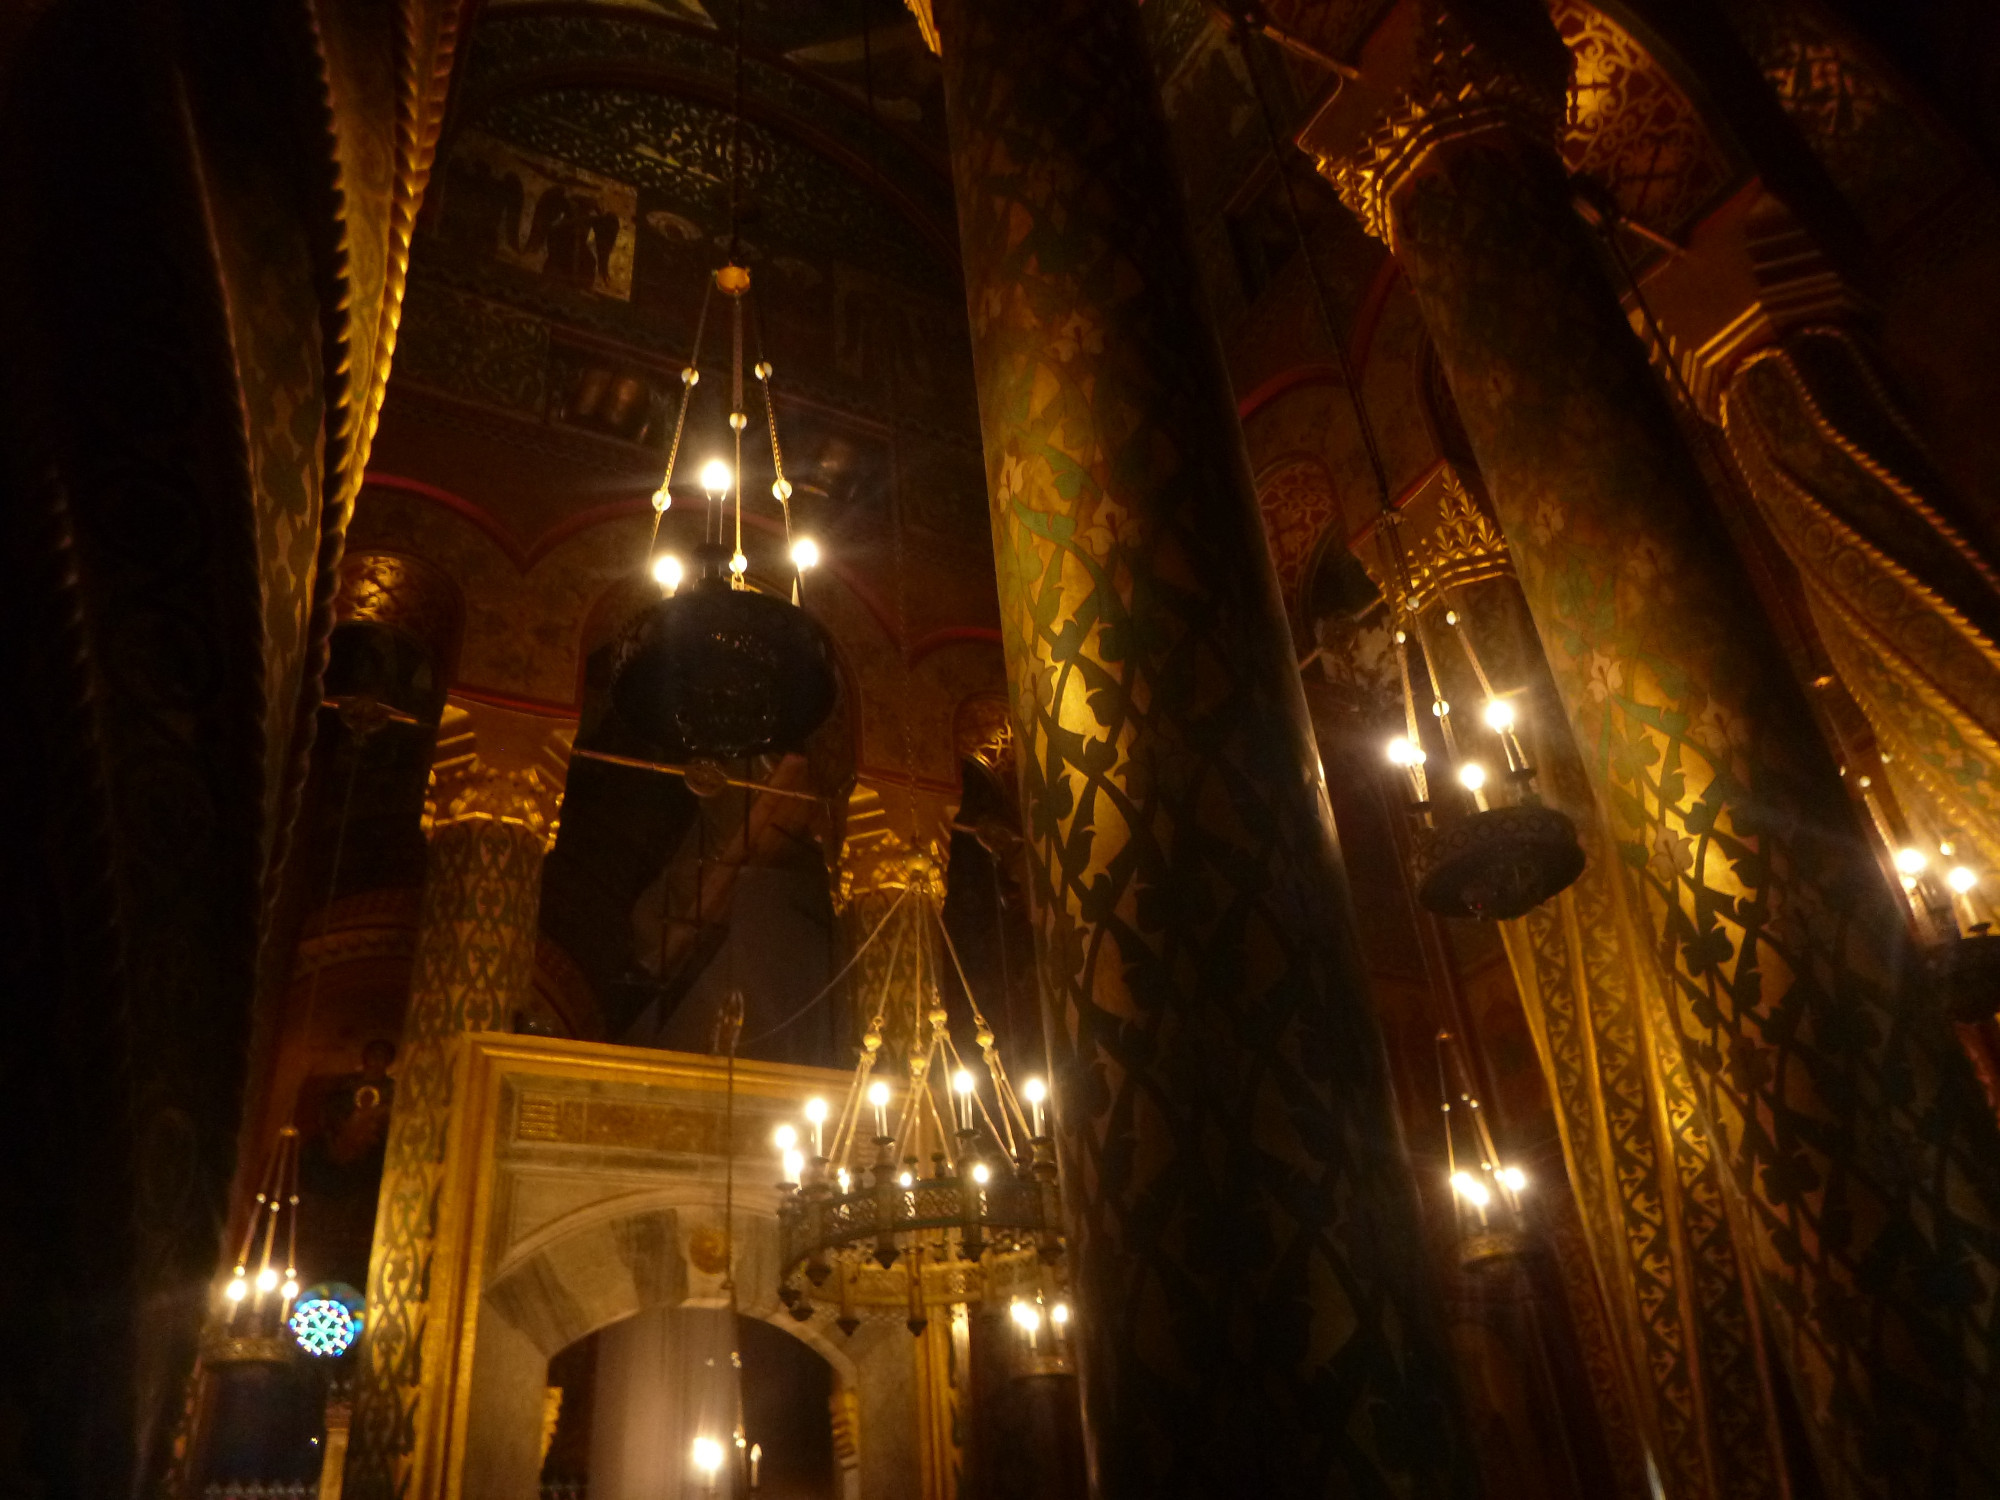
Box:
804;1096;829;1157
1483;699;1514;732
1022;1076;1048;1138
750;1444;762;1490
1950;866;1979;894
1499;1165;1528;1193
971;1162;991;1186
1387;736;1430;803
1458;760;1490;811
692;1435;724;1478
773;1124;798;1154
1895;846;1928;876
868;1079;892;1140
781;1149;805;1187
1450;1170;1492;1210
700;460;732;501
652;553;684;593
791;536;820;571
951;1069;976;1131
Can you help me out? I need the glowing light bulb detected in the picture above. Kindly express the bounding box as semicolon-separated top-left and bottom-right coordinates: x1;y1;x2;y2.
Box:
1483;699;1515;732
971;1162;991;1185
1450;1171;1492;1209
868;1081;891;1109
226;1275;248;1303
953;1069;975;1097
1050;1301;1070;1327
1011;1300;1043;1333
729;551;748;576
1950;866;1979;894
791;536;820;570
782;1149;805;1185
692;1436;725;1476
652;553;683;591
804;1095;828;1156
1386;737;1426;768
1499;1166;1527;1193
1022;1075;1049;1136
836;1168;851;1193
1458;762;1487;792
773;1124;798;1153
255;1267;279;1294
281;1278;300;1302
1895;846;1928;876
700;460;732;499
898;1170;914;1188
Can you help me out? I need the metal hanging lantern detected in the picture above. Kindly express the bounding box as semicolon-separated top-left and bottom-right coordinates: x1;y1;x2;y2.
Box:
609;255;834;761
1382;478;1585;922
612;541;837;762
1415;802;1587;920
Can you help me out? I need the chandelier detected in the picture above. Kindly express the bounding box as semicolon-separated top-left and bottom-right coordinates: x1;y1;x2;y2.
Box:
1436;1029;1534;1265
1381;477;1583;920
770;855;1066;1336
606;2;835;767
221;1125;304;1317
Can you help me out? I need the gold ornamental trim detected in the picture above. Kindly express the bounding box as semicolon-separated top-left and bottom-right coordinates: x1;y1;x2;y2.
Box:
1303;0;1568;244
1407;468;1514;607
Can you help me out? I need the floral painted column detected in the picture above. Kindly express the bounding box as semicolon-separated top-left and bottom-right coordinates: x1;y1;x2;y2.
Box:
1304;1;2000;1493
343;701;571;1500
931;0;1476;1494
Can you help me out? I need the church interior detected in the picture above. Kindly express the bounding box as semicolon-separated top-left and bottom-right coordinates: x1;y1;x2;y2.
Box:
5;0;2000;1496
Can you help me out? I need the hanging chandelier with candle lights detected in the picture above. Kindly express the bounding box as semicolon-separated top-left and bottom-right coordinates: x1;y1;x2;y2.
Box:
1381;477;1585;921
219;1126;305;1326
607;7;836;768
1435;1029;1535;1265
609;260;838;765
769;856;1067;1336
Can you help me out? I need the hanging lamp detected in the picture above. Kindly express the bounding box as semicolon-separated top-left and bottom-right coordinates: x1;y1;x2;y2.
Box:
1234;20;1582;922
769;859;1067;1337
608;7;836;765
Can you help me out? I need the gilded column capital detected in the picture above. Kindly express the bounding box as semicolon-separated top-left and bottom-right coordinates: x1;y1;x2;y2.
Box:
1299;0;1569;243
422;699;574;847
835;780;951;909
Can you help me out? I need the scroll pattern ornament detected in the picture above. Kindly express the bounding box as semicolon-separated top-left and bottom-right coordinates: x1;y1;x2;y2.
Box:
1722;328;2000;877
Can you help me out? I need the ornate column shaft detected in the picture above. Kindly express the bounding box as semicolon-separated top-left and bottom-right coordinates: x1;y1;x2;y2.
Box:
933;0;1474;1493
1702;204;2000;885
344;701;571;1499
1307;3;2000;1493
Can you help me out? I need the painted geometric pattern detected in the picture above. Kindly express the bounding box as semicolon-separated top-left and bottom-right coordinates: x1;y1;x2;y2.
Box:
938;0;1473;1494
1390;132;2000;1496
344;818;548;1499
1549;0;1734;238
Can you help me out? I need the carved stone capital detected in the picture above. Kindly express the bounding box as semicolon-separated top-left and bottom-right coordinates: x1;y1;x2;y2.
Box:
1299;0;1569;242
422;699;574;847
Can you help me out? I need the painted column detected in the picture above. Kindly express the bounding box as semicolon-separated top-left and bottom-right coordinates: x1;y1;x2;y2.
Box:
344;702;571;1499
931;0;1475;1494
1703;202;2000;885
1304;2;2000;1493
